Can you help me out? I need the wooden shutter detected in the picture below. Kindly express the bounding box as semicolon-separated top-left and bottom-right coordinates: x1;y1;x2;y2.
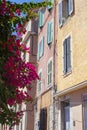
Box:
67;36;71;72
48;60;52;85
39;11;44;27
38;72;41;92
41;37;44;57
59;1;62;27
63;39;67;74
37;43;40;60
39;109;47;130
47;22;53;45
69;0;73;15
64;106;70;130
47;22;50;44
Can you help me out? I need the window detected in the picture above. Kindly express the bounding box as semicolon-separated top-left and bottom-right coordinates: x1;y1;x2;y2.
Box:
47;0;54;10
59;0;73;27
38;37;44;60
39;108;47;130
47;21;53;45
39;10;44;28
63;36;71;75
47;59;52;86
38;71;42;93
61;101;70;130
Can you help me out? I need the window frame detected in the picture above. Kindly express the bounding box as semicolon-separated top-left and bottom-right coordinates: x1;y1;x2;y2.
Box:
58;0;74;27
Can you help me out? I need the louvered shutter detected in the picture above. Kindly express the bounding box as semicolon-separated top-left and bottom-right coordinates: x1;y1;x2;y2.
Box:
67;36;71;72
47;22;53;44
63;39;67;74
69;0;73;15
50;22;53;43
39;109;47;130
59;1;62;27
39;11;44;27
41;37;44;57
47;22;50;44
37;43;40;60
49;105;53;130
64;106;70;130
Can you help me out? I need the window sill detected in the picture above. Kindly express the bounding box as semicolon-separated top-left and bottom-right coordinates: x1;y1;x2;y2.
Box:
63;70;72;78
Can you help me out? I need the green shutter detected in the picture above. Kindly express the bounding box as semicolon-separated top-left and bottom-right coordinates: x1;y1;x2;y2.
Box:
39;10;44;27
40;37;44;58
41;37;44;56
47;22;53;45
37;43;40;60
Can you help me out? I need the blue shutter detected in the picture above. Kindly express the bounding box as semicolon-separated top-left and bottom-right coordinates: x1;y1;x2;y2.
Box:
63;39;67;74
69;0;73;15
67;36;71;72
59;1;62;27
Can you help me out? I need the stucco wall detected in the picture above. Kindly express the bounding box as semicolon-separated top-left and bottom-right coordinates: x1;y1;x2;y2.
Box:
56;0;87;91
57;87;87;130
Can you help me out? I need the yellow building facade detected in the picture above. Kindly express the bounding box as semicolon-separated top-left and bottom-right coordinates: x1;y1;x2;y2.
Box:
54;0;87;130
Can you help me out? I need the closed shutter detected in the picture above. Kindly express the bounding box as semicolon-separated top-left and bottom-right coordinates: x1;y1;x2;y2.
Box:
69;0;73;15
59;1;62;27
64;106;70;130
41;37;44;57
63;39;67;74
49;105;53;130
38;72;42;92
39;109;47;130
67;36;71;72
48;60;52;86
39;11;44;27
84;103;87;130
37;43;40;60
47;22;53;44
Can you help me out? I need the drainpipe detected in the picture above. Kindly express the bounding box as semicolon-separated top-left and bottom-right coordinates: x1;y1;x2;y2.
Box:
53;0;57;130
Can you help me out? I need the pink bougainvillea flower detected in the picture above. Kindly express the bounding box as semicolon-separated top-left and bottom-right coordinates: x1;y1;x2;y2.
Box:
16;9;21;16
7;98;15;106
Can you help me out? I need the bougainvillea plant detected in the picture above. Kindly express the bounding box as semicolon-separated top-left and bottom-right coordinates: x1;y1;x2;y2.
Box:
0;0;51;129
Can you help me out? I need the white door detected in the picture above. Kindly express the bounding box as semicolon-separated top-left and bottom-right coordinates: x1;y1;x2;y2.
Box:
64;106;70;130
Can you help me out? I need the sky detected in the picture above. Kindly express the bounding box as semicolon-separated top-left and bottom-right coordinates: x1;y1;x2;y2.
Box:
10;0;42;3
